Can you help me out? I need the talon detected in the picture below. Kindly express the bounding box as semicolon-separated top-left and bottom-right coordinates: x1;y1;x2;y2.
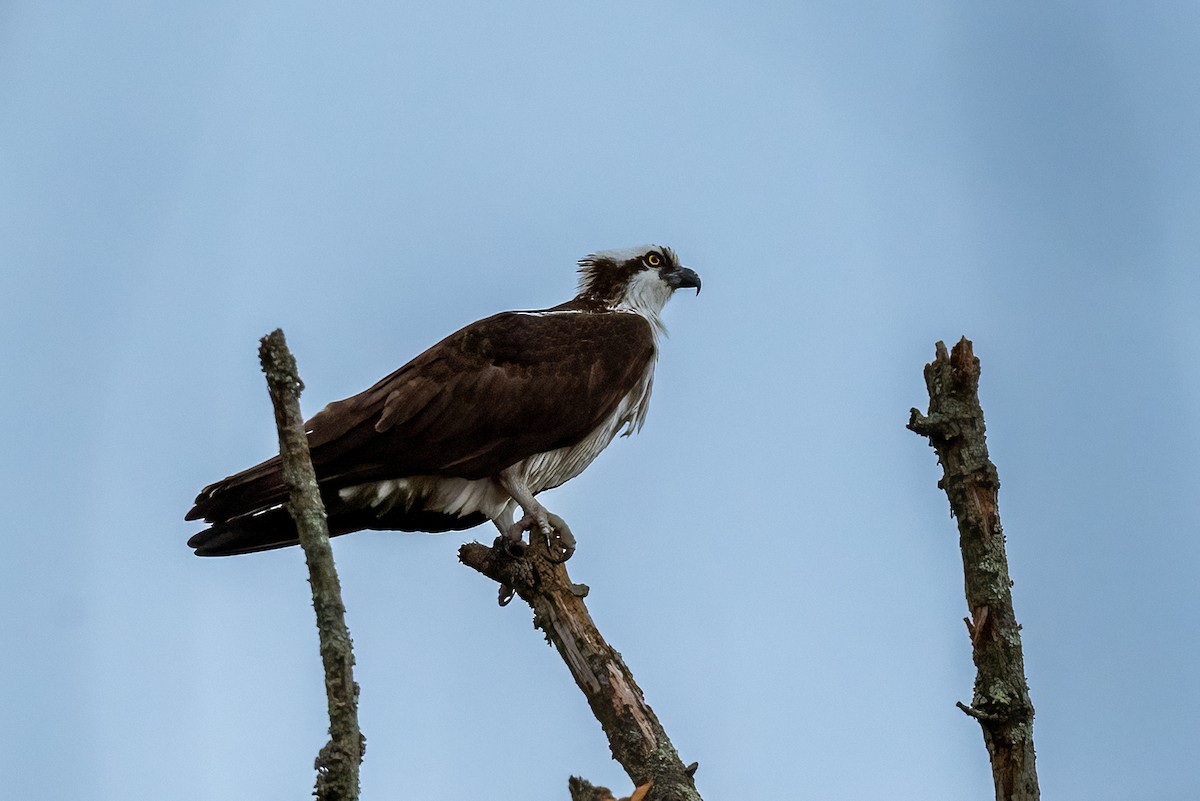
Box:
495;468;578;563
547;542;573;564
544;512;576;563
498;584;516;606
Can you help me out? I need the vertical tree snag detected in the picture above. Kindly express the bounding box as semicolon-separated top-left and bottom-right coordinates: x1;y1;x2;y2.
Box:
259;329;364;801
459;536;701;801
907;338;1040;801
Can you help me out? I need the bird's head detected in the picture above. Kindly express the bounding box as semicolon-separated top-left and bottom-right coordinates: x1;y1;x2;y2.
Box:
576;246;701;322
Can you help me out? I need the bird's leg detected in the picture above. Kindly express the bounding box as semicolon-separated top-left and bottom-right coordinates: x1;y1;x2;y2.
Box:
491;501;526;558
497;468;577;562
487;503;521;605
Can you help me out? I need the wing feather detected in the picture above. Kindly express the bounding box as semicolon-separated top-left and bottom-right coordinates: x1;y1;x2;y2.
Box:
312;310;655;482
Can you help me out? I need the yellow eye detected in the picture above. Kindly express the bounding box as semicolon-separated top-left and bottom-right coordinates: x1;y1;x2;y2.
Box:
646;252;662;267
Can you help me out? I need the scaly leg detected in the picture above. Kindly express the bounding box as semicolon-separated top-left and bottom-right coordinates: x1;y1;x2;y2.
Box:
497;467;577;562
491;501;525;557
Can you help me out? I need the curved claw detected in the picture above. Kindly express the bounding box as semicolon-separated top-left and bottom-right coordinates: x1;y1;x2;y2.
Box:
498;584;516;606
544;512;576;563
547;539;574;564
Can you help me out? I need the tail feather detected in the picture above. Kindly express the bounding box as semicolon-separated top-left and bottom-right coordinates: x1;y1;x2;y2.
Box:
188;508;302;556
188;502;366;556
185;456;287;523
187;497;490;556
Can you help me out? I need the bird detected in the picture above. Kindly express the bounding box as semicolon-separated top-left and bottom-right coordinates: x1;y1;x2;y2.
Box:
186;245;701;560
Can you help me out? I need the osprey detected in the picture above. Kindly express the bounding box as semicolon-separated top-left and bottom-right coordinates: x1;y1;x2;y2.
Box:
186;245;700;560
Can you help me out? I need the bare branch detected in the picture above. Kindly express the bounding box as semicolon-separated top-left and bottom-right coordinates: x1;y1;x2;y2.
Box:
908;338;1040;801
259;329;364;801
460;537;702;801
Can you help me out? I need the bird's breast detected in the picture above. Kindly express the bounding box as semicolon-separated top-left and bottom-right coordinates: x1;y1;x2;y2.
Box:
514;360;656;495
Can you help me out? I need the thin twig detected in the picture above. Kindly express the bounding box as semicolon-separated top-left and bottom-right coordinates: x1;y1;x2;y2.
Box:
259;328;364;801
908;338;1040;801
957;701;1003;723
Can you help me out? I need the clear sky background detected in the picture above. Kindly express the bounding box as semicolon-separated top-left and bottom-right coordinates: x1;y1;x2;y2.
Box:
3;3;1198;800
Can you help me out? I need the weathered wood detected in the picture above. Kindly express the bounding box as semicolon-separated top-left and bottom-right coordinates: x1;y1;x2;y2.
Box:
259;329;364;801
908;338;1040;801
460;537;701;801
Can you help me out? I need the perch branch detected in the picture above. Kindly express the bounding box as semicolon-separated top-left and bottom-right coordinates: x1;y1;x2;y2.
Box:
908;338;1040;801
259;329;364;801
460;536;701;801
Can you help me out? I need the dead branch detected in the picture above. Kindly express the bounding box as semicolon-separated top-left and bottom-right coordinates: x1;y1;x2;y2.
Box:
908;338;1040;801
460;536;701;801
259;328;364;801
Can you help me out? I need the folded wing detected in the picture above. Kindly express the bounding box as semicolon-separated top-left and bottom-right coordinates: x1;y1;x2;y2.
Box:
186;309;656;527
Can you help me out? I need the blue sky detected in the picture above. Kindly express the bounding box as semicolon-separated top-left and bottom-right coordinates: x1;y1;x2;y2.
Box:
3;3;1199;799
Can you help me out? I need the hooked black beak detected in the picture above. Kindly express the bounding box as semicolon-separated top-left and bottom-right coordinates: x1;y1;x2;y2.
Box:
666;266;702;295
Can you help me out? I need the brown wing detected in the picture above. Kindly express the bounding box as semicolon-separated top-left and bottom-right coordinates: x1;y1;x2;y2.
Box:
187;308;655;523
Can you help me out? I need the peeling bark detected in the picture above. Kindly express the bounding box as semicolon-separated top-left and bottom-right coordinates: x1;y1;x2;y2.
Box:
908;338;1040;801
460;537;702;801
259;329;364;801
